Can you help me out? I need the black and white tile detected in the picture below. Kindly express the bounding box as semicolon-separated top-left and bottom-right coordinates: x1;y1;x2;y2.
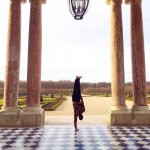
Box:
0;125;150;150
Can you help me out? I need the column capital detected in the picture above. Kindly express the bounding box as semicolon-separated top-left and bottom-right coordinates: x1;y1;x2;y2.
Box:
106;0;122;5
125;0;142;5
29;0;46;4
9;0;26;3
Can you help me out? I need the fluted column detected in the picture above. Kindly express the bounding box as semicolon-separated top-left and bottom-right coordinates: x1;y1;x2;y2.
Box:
106;0;127;111
1;0;24;112
25;0;45;112
125;0;149;110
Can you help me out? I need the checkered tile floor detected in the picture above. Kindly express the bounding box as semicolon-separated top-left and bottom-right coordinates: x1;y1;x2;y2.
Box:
0;125;150;150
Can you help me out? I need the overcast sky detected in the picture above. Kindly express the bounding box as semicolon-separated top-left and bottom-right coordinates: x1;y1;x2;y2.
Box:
0;0;150;83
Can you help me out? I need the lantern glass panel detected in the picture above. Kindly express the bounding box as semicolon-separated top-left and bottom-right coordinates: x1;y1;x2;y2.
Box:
68;0;89;20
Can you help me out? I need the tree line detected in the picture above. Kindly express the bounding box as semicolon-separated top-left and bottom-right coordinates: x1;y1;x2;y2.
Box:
0;80;111;89
1;80;150;97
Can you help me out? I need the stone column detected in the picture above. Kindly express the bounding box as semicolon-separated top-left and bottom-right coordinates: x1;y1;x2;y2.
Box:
1;0;22;112
107;0;127;111
126;0;149;110
24;0;46;112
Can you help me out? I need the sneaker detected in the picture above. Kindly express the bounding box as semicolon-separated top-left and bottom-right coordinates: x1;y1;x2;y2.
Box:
76;76;82;79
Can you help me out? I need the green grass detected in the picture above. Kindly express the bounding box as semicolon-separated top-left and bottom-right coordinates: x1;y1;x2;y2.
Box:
49;101;63;111
147;97;150;103
19;105;26;109
0;98;3;106
42;97;56;101
0;95;65;109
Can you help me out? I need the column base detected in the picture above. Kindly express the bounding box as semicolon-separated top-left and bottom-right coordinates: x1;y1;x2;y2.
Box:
107;109;150;125
23;106;43;113
0;106;20;114
110;105;128;111
0;108;45;126
132;105;150;111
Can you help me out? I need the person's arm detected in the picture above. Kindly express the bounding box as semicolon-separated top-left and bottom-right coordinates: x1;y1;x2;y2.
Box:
80;95;83;103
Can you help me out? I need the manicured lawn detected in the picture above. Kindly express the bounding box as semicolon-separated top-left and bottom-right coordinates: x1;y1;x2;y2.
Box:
0;99;3;106
0;95;66;110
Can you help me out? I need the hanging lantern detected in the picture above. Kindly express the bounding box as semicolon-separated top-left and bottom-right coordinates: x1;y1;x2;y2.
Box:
68;0;89;20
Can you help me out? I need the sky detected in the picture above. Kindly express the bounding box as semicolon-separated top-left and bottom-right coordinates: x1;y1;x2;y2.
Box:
0;0;150;83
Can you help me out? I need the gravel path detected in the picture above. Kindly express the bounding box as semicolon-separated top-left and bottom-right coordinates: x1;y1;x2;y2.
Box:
45;96;134;125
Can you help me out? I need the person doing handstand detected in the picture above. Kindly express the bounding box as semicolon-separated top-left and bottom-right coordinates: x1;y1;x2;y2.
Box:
72;76;85;132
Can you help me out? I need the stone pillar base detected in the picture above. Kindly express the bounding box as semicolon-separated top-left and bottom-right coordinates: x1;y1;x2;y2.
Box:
0;110;21;126
0;106;20;113
110;105;128;111
132;105;149;111
21;110;45;126
107;109;150;125
0;109;45;126
23;106;43;113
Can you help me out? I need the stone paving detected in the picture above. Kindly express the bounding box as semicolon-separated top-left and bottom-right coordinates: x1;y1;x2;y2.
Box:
0;125;150;150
